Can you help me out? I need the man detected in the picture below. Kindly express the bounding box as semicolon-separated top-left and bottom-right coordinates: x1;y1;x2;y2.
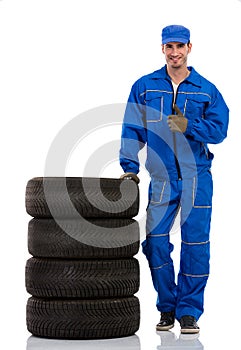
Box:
119;25;229;334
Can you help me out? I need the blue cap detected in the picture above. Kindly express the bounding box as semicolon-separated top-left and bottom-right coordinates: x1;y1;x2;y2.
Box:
162;25;190;44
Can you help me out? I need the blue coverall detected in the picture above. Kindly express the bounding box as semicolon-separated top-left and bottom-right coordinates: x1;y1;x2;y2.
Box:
120;65;229;321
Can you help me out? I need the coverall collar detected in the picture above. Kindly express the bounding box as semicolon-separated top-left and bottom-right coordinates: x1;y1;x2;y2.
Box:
152;65;202;88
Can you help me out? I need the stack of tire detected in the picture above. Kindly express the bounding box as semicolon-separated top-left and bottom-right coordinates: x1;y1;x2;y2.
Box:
25;177;140;340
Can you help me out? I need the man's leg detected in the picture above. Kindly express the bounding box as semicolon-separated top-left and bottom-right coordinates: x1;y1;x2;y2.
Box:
176;170;213;321
142;180;180;312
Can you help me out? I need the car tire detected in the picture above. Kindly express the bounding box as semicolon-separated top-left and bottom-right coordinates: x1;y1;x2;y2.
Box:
26;296;140;339
25;257;140;298
25;177;139;219
28;218;140;259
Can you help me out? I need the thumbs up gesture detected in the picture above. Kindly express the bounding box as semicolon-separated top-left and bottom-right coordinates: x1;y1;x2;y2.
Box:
167;104;188;133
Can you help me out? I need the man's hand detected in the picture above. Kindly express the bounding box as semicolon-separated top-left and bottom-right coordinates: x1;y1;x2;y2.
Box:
120;172;140;184
167;104;188;133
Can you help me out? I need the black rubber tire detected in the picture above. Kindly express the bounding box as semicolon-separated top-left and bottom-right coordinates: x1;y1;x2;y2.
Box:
25;257;140;298
26;296;140;339
28;218;140;259
25;177;139;219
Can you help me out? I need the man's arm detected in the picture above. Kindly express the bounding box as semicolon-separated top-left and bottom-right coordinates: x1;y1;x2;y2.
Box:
184;89;229;144
119;81;147;176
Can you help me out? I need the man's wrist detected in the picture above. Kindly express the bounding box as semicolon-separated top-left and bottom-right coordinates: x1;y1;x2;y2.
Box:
120;172;140;184
183;118;194;136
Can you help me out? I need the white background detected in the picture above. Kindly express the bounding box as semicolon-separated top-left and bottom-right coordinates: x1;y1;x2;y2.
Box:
1;0;240;349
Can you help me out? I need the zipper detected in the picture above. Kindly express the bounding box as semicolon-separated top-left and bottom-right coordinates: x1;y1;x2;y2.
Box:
171;83;182;180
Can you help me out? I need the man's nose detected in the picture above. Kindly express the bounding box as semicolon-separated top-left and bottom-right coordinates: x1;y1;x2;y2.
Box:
171;48;179;56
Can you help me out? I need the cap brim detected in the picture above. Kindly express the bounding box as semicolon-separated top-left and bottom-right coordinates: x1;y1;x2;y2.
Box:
162;37;189;44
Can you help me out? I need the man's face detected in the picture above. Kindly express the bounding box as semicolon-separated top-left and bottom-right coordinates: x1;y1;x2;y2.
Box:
162;42;192;69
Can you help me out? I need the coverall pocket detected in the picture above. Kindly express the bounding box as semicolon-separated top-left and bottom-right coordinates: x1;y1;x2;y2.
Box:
144;91;164;122
148;180;171;206
192;171;213;208
185;95;210;120
181;241;210;276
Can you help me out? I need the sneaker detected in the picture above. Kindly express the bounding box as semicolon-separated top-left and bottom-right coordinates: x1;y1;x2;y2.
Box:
180;315;200;334
156;311;175;331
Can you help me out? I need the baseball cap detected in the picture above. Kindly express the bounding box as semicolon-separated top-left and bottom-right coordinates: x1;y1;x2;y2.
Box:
162;25;190;44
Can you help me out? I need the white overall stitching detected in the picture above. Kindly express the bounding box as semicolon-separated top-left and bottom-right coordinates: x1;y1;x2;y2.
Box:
182;273;209;278
147;233;169;237
178;91;211;101
182;240;210;245
183;99;188;117
140;89;173;97
151;263;169;270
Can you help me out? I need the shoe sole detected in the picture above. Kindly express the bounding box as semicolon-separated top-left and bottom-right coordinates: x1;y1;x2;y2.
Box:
156;324;174;331
180;333;200;340
181;328;200;334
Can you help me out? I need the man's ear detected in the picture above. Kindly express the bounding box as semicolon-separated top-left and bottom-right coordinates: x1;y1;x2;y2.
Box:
188;43;192;54
161;44;165;54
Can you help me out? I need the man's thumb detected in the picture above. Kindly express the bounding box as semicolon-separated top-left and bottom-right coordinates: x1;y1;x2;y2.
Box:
174;104;183;117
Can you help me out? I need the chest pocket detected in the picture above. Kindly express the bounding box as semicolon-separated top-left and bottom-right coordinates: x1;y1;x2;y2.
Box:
143;91;166;122
184;94;211;120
